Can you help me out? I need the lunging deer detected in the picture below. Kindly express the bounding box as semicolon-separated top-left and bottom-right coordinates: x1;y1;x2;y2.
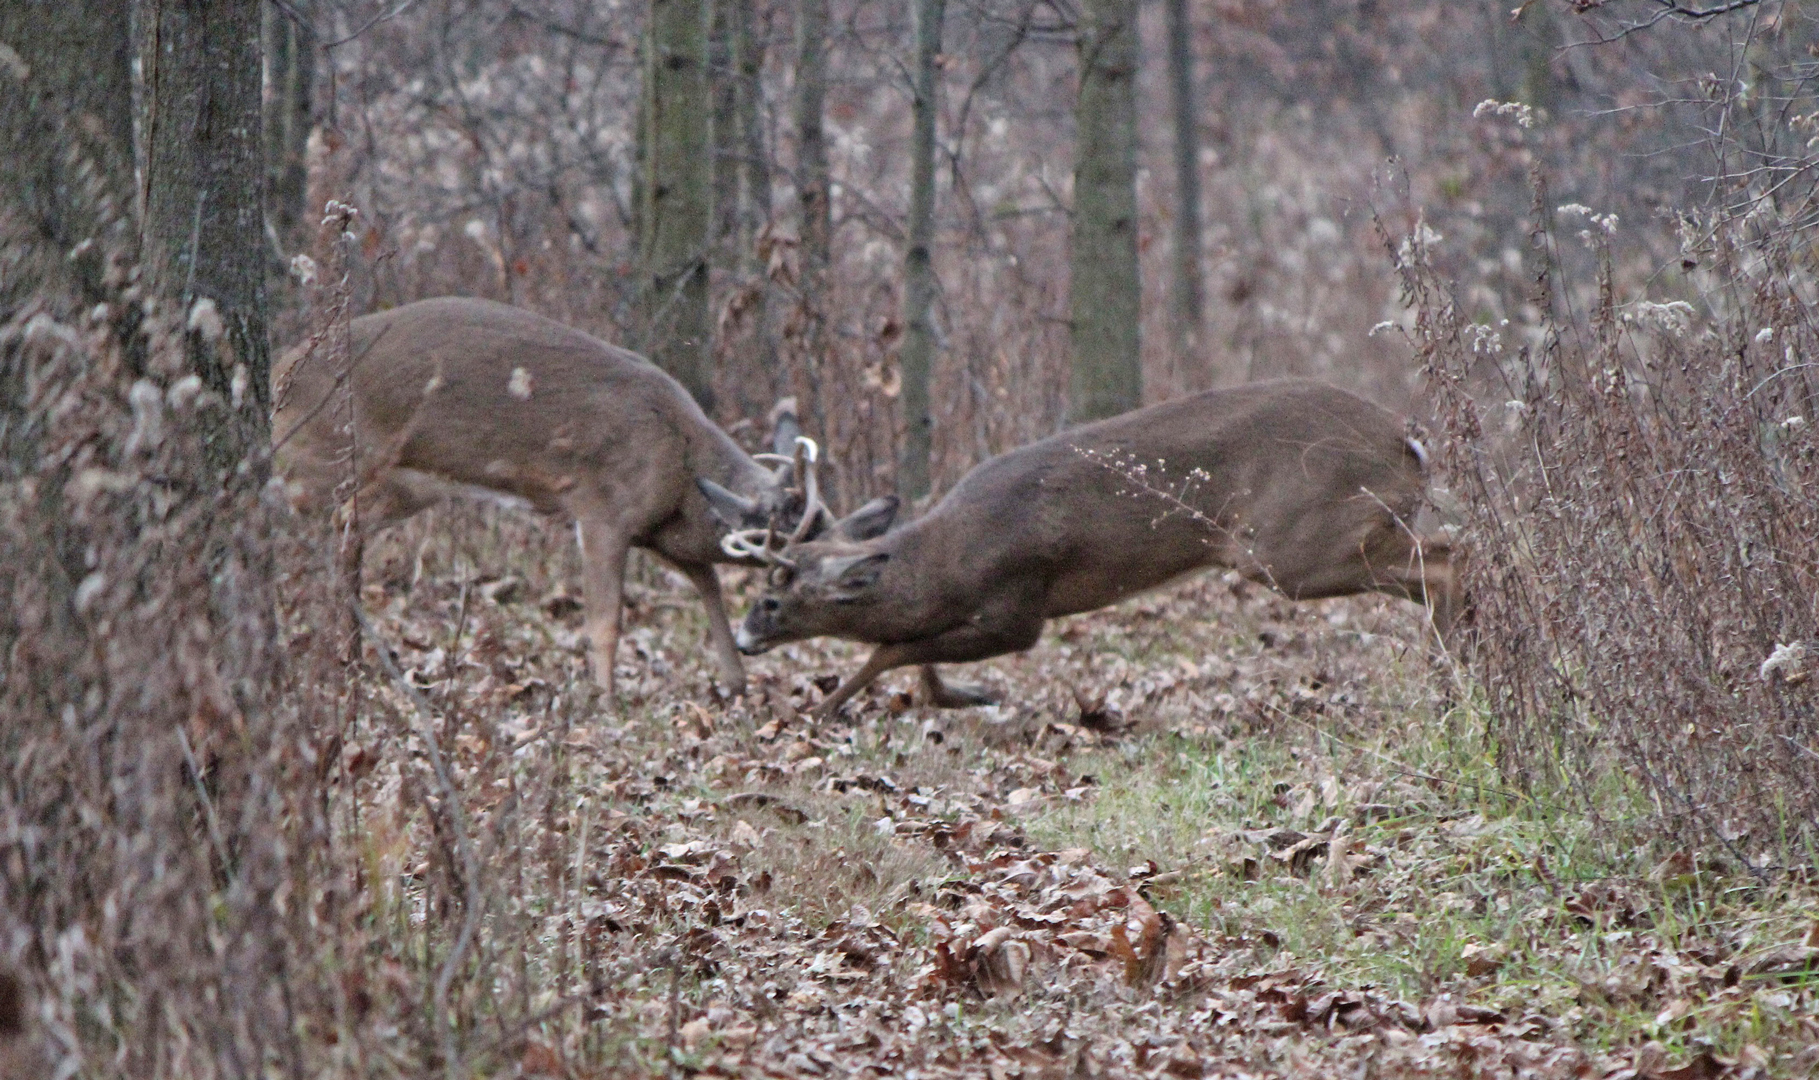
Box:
709;379;1460;720
273;296;829;699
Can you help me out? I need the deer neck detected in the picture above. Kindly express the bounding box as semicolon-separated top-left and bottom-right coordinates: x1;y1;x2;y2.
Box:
687;420;772;495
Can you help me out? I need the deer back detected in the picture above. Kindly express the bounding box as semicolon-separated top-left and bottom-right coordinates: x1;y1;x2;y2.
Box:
273;297;781;561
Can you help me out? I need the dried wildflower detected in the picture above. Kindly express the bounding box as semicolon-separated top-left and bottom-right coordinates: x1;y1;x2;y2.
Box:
186;296;224;344
1760;642;1808;682
1473;98;1534;128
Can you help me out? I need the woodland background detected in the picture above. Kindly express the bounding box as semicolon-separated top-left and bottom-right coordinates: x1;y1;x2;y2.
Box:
4;0;1819;1077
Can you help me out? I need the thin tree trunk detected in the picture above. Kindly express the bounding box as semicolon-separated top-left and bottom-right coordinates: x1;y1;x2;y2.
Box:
263;0;317;253
793;0;830;435
140;0;273;469
711;0;739;254
639;0;714;409
1165;0;1203;388
735;0;779;402
1070;0;1142;422
899;0;944;500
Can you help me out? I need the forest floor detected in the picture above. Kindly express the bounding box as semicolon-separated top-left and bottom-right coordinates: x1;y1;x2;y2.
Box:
333;509;1819;1079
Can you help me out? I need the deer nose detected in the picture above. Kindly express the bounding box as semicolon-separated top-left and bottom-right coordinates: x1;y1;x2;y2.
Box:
735;624;768;655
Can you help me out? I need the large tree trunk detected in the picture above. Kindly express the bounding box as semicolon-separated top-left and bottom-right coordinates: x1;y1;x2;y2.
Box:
639;0;715;410
140;0;274;467
899;0;944;500
1070;0;1142;422
793;0;830;434
1165;0;1203;385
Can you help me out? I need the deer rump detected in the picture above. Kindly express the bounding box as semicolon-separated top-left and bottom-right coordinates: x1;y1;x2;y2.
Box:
726;380;1458;720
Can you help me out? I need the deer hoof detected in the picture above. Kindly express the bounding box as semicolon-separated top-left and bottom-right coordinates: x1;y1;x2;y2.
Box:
925;680;999;709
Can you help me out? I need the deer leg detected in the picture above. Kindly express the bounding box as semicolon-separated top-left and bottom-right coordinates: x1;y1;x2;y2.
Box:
815;615;1041;720
574;518;630;703
918;665;1000;709
1368;533;1461;645
809;644;918;721
676;561;747;696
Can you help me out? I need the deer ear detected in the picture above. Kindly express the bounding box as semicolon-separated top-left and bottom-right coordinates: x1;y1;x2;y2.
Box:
823;552;889;601
831;495;899;541
697;477;759;528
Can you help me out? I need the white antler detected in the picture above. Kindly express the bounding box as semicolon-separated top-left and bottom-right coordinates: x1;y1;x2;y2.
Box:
788;435;824;544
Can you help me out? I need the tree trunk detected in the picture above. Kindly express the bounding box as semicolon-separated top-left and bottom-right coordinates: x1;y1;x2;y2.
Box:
140;0;273;472
0;0;136;315
710;0;739;255
735;0;779;403
263;0;317;253
899;0;944;500
639;0;714;409
793;0;830;435
1165;0;1203;385
1070;0;1142;422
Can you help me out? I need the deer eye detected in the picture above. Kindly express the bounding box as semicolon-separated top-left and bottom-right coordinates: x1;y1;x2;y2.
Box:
760;596;781;613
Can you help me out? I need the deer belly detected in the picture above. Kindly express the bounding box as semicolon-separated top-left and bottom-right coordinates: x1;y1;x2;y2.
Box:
1042;556;1209;619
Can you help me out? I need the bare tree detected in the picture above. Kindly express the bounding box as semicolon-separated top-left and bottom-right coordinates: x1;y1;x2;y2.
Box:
899;0;946;500
639;0;714;408
1165;0;1203;379
1070;0;1141;421
793;0;830;432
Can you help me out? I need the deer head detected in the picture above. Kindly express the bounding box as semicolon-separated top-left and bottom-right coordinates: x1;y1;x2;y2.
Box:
724;497;901;654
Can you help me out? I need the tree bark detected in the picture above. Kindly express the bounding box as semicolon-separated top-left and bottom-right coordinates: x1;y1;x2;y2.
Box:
0;0;136;315
899;0;944;500
734;0;779;402
639;0;714;409
710;0;739;255
1070;0;1142;422
793;0;830;434
1165;0;1203;380
140;0;273;472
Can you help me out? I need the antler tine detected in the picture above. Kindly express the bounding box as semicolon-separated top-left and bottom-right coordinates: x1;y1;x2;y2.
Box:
788;435;825;545
721;527;797;568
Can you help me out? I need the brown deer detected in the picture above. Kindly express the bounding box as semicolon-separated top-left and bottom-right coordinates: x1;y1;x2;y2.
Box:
273;296;829;700
708;379;1460;720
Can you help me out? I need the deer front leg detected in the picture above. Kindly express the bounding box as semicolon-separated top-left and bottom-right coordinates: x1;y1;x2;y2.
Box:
676;561;747;696
813;614;1042;721
575;518;630;704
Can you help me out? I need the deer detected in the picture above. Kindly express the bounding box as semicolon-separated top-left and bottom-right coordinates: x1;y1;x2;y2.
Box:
705;379;1461;721
272;296;831;701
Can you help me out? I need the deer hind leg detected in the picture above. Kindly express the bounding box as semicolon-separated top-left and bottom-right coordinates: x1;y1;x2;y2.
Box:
675;561;747;696
918;666;999;709
574;516;631;702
